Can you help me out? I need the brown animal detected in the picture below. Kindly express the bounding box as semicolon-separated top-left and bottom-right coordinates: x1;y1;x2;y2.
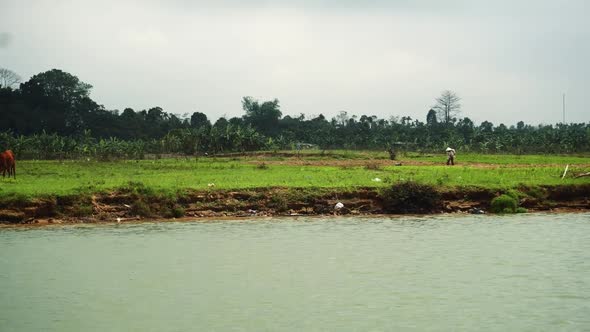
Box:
0;150;16;179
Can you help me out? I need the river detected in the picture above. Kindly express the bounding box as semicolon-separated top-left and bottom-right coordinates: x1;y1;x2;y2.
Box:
1;213;589;331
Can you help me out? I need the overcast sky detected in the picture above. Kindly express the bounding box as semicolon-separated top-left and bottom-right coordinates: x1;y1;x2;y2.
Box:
1;0;588;124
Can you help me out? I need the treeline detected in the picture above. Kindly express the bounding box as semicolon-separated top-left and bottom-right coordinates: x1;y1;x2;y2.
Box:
0;128;270;160
0;68;589;159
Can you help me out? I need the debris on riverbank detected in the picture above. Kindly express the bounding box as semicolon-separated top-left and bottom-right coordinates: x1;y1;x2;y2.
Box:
0;183;588;224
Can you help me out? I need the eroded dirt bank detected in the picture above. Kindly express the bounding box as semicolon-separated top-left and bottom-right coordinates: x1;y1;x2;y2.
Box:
0;184;589;225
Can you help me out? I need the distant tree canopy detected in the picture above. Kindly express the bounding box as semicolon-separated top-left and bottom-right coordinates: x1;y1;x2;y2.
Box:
0;68;589;158
426;109;438;126
190;111;210;129
20;69;92;106
242;96;282;136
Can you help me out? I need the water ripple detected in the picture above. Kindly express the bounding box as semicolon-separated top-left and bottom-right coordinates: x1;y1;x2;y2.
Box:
1;213;589;331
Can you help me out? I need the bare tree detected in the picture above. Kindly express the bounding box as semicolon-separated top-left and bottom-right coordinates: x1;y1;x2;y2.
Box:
0;67;22;89
433;90;461;124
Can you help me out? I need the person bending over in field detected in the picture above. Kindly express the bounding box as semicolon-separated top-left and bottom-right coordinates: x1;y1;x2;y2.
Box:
445;147;456;166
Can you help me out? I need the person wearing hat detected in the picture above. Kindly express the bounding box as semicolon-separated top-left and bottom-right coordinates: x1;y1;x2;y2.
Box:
446;147;456;165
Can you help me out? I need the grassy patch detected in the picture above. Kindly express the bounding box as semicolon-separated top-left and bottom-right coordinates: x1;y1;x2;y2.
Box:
0;153;587;200
490;194;518;213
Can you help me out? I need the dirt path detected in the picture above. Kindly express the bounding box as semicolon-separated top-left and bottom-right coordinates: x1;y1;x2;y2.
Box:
247;159;590;169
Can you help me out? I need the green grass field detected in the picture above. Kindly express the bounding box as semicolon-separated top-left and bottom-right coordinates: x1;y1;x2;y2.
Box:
1;151;589;198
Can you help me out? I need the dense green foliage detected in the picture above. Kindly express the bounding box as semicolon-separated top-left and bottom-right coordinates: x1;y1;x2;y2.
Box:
490;194;519;213
1;68;589;159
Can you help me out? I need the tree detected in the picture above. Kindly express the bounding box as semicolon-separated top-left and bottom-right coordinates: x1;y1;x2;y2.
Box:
0;68;21;89
20;69;92;107
18;69;96;135
433;90;461;124
190;111;210;128
213;117;229;130
457;117;475;144
121;108;137;119
242;96;282;136
426;109;438;126
146;107;166;122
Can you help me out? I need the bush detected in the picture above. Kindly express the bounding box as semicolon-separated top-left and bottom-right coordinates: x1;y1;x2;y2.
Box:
130;199;151;217
380;181;441;213
505;189;522;200
171;205;185;218
490;194;518;213
269;194;288;212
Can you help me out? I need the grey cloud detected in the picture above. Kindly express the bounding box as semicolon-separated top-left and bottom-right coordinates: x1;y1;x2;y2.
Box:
0;32;12;48
0;0;588;124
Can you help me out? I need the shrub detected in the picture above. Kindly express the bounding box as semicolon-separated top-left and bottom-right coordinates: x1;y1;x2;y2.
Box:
256;162;269;170
171;205;185;218
490;194;518;213
269;194;288;212
505;189;522;200
130;199;151;217
380;181;441;213
158;205;172;218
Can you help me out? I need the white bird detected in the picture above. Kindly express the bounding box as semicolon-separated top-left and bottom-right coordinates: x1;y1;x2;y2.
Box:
334;202;344;210
116;217;121;223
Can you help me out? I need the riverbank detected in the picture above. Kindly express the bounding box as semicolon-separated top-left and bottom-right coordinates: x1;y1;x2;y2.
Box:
1;152;589;224
1;183;588;224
